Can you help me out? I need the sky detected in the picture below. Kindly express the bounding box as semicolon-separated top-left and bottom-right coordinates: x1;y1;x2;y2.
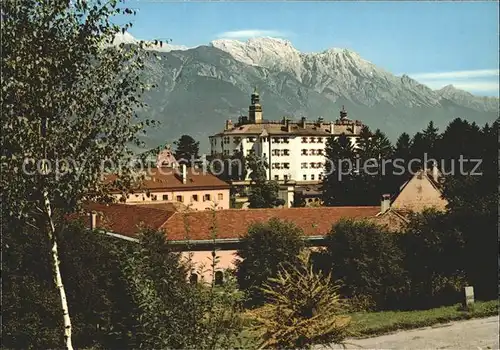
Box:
120;1;499;96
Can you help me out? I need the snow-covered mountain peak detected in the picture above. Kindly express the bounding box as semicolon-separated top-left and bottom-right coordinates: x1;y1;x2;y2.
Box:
210;37;303;77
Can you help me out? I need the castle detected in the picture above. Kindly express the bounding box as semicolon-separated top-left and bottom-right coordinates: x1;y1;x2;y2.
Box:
209;90;365;185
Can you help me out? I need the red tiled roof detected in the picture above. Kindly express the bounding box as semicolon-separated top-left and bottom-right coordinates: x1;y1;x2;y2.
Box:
106;167;230;193
83;203;174;237
162;206;381;241
74;203;382;241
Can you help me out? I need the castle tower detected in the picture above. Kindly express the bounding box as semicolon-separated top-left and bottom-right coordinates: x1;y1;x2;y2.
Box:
249;88;263;124
340;105;348;121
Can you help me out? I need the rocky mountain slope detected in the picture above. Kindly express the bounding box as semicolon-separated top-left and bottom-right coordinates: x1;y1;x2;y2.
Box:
124;35;498;151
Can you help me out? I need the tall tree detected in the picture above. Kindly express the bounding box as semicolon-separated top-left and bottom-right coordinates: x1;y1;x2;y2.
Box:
174;134;200;166
235;218;305;306
322;133;357;206
391;132;413;193
422;121;439;160
246;154;284;208
2;1;156;347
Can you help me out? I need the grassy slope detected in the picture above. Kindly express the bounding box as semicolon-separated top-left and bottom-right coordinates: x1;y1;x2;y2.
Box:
238;300;499;347
350;300;499;338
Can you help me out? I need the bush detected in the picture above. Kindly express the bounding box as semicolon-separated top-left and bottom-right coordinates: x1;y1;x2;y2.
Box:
248;250;351;349
2;221;135;349
401;209;468;309
235;218;305;307
320;219;408;310
122;229;245;349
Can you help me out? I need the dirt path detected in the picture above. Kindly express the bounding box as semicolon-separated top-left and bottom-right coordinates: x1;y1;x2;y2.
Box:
317;316;499;349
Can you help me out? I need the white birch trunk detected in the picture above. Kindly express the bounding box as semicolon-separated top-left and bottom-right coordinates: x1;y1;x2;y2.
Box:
43;189;74;350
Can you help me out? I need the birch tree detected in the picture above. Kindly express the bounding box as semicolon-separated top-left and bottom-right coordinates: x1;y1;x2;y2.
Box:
1;0;158;348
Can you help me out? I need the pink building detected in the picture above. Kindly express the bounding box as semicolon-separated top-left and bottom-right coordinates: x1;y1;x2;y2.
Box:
81;203;388;282
108;165;231;211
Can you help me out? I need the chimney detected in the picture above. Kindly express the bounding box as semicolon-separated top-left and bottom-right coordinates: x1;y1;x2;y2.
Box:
225;119;233;130
300;116;306;128
89;211;97;230
329;122;335;134
381;194;391;213
181;164;187;184
286;119;291;132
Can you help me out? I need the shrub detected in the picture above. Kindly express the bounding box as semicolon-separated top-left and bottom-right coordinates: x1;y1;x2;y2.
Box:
248;250;351;349
235;218;305;306
401;209;468;309
122;229;245;349
321;219;408;310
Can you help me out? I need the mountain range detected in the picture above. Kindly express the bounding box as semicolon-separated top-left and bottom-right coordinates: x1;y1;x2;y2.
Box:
117;33;499;152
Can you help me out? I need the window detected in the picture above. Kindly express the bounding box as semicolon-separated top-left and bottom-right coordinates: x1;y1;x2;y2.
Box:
282;137;289;144
301;149;308;155
234;137;241;144
274;175;279;181
192;194;199;202
310;149;316;156
318;149;324;155
176;195;183;202
272;149;280;156
284;175;288;181
319;174;323;180
310;162;316;169
303;174;307;180
301;162;308;169
190;273;198;284
317;138;323;143
301;137;308;143
152;195;157;201
311;174;315;180
283;149;290;156
204;194;211;201
249;137;256;142
214;271;224;286
218;193;223;201
310;137;316;143
284;163;290;169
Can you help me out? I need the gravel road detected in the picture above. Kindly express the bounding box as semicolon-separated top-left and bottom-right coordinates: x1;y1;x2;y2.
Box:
316;316;499;349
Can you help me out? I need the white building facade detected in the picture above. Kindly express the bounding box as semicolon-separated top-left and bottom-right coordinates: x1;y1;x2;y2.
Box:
209;91;364;185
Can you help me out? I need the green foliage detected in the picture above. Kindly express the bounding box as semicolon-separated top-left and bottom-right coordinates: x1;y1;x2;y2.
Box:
248;251;351;349
321;219;408;310
401;209;467;309
236;218;305;306
322;133;357;206
248;181;285;208
2;0;158;223
246;154;284;208
2;221;136;349
292;191;306;207
174;134;200;166
123;229;245;349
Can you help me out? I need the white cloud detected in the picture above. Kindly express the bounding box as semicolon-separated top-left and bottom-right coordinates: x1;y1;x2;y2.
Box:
216;29;288;40
408;69;499;80
424;80;499;93
406;69;499;94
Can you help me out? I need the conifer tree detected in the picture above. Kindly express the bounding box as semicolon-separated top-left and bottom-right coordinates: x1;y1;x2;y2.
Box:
322;133;357;206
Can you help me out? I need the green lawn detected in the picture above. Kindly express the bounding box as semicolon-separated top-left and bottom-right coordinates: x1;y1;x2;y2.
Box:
350;300;499;338
237;300;499;347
